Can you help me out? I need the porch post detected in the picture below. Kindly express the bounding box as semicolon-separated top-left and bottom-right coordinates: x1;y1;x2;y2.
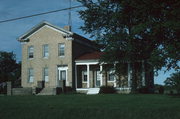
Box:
127;62;131;87
87;64;90;88
75;64;77;89
142;60;145;86
114;63;116;87
100;64;103;86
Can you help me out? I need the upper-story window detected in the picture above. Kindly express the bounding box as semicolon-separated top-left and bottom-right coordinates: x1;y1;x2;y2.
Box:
43;44;49;58
28;46;34;59
58;43;65;57
28;68;34;83
43;67;49;82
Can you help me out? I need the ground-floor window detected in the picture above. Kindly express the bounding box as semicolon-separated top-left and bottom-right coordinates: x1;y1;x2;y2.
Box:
43;67;49;82
82;71;87;82
109;70;115;81
28;68;34;83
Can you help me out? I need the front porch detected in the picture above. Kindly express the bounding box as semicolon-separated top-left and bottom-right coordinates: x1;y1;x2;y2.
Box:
74;51;148;94
75;60;132;90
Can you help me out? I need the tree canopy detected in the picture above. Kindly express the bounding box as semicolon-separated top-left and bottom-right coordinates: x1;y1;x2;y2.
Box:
78;0;180;71
0;51;21;84
164;71;180;94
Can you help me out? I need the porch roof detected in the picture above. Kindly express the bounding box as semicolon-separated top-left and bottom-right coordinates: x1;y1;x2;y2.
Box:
76;51;104;61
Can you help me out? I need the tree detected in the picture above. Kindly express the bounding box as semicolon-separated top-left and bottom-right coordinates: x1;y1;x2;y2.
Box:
78;0;180;92
164;71;180;94
0;51;21;85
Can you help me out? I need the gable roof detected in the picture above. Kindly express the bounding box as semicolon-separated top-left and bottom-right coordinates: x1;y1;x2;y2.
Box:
18;21;73;42
17;21;100;50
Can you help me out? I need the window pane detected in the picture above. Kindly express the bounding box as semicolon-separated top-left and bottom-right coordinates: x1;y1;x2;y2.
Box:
28;46;34;58
44;68;48;76
58;44;65;56
29;68;34;82
44;68;48;82
82;71;87;82
43;44;49;57
109;73;114;81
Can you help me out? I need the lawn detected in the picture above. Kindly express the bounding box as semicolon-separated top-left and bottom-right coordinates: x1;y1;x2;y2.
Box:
0;94;180;119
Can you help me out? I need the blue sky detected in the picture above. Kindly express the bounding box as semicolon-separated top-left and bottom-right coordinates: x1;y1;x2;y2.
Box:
0;0;177;85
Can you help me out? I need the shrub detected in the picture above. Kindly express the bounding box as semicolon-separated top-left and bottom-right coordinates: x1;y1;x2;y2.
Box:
99;86;116;94
65;86;73;93
138;86;149;94
56;87;62;94
0;86;7;94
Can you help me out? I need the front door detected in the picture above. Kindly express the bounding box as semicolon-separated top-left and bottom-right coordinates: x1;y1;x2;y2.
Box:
58;66;68;86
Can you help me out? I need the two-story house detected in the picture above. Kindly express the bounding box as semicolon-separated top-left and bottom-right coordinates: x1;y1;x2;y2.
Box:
18;21;154;95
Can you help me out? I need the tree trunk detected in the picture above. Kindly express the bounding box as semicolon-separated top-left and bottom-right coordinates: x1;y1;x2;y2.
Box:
131;62;137;93
105;71;108;87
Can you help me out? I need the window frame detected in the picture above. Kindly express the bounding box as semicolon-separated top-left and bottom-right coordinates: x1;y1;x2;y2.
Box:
28;46;34;59
82;70;87;83
28;68;34;83
43;67;49;82
58;43;65;57
43;44;49;58
108;70;115;82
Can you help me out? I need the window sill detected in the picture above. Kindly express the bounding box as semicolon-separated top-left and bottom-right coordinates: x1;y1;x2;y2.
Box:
107;81;115;82
59;56;65;58
28;58;34;60
43;57;49;59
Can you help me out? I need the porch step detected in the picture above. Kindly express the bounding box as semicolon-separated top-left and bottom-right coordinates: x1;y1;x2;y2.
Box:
87;88;100;95
36;88;56;95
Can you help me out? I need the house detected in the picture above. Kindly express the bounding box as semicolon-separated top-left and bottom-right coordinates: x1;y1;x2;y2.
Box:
18;21;154;95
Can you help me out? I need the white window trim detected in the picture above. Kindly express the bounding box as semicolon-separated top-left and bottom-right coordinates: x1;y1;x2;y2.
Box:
108;70;115;82
28;68;34;83
58;43;65;57
43;67;49;82
43;44;49;58
28;46;34;59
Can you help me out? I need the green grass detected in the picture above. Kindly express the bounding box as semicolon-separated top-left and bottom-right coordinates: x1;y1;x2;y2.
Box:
0;94;180;119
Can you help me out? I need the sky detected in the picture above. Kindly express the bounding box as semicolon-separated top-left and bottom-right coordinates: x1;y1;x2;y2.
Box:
0;0;177;85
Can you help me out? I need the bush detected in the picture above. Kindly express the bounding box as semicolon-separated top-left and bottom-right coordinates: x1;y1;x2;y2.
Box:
138;86;149;94
56;87;62;94
65;86;73;93
99;86;116;94
0;86;7;94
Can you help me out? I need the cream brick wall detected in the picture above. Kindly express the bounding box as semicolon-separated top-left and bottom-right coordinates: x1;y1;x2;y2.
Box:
21;26;73;88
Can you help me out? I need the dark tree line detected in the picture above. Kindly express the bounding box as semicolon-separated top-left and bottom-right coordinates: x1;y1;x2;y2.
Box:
0;51;21;88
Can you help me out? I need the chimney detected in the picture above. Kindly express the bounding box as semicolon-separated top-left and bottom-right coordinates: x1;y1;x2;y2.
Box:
64;26;71;31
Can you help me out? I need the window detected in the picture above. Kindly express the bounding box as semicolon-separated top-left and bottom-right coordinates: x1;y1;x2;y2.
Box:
58;43;65;56
43;67;49;82
43;44;49;58
109;71;114;81
28;46;34;59
28;68;34;82
82;71;87;82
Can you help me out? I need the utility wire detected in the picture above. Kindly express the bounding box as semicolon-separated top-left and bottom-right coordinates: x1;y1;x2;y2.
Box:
0;5;83;24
